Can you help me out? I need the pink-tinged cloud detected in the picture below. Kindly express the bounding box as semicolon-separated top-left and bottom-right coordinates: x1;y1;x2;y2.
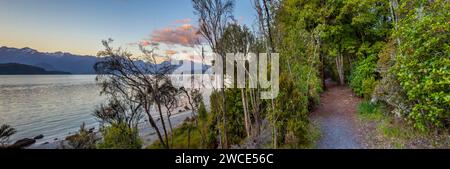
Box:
150;20;201;46
188;54;203;63
165;49;178;56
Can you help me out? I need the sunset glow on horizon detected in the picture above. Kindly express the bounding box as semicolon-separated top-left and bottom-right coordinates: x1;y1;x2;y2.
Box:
0;0;254;57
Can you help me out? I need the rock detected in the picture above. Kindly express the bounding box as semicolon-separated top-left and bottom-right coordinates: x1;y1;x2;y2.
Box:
33;134;44;140
10;138;36;148
54;138;58;141
43;142;49;145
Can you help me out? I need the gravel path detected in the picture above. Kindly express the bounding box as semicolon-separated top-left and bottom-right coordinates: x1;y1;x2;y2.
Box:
311;81;363;149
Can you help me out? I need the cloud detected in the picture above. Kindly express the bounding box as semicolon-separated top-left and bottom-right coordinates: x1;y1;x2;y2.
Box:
127;40;156;47
126;19;213;63
150;20;201;47
165;49;178;56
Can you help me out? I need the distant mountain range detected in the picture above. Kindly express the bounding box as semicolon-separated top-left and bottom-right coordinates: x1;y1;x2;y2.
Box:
0;63;71;75
0;46;209;74
0;46;100;74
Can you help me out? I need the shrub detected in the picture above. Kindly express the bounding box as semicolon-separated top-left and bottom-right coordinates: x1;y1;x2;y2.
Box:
271;73;310;148
65;123;97;149
97;123;142;149
148;122;202;149
392;0;450;130
362;76;378;99
350;55;378;99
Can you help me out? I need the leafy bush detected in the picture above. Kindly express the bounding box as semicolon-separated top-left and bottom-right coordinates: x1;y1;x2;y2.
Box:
270;73;310;147
65;123;97;149
392;0;450;130
97;123;142;149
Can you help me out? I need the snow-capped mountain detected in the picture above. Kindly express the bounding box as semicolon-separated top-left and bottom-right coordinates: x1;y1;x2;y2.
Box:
0;46;100;74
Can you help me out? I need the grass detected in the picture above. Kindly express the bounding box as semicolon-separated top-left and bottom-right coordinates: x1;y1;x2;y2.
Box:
147;122;202;149
277;121;321;149
357;101;384;120
305;121;321;149
357;101;450;149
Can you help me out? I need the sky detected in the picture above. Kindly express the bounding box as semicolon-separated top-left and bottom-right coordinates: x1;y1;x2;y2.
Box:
0;0;256;57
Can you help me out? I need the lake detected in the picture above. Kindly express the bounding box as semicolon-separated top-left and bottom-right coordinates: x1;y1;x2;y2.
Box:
0;75;104;145
0;75;195;147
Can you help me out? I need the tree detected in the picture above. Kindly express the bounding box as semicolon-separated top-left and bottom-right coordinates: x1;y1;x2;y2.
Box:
180;87;205;147
274;0;324;148
217;23;254;138
94;98;143;129
95;39;178;149
160;82;179;147
192;0;235;149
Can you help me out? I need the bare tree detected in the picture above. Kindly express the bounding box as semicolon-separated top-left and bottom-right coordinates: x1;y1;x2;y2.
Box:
94;97;143;129
192;0;235;149
94;39;178;149
159;81;179;147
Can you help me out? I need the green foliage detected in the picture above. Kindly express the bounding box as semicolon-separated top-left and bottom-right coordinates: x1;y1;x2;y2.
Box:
207;89;251;147
350;55;378;98
65;123;97;149
392;0;450;130
358;101;380;115
97;123;142;149
270;73;310;147
205;112;219;149
149;122;202;149
223;89;246;145
197;100;210;148
198;101;207;122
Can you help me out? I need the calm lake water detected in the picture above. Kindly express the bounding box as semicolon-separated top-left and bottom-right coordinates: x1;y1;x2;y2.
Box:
0;75;197;147
0;75;104;144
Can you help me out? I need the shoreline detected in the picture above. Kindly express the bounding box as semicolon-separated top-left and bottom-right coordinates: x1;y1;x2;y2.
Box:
28;110;193;149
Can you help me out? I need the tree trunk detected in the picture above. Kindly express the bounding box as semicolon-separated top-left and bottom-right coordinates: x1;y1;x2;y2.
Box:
318;37;326;90
167;114;174;148
221;77;228;149
241;88;251;138
336;53;345;85
389;0;401;47
250;88;261;136
154;93;169;148
273;124;277;149
262;0;274;53
144;103;167;149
